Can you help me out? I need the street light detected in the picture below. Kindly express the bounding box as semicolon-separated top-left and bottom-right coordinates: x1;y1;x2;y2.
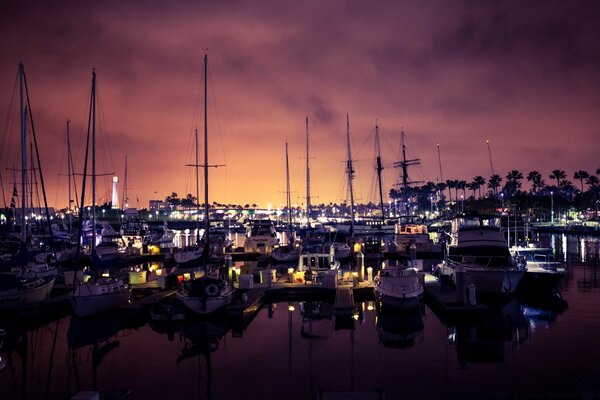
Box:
550;191;554;224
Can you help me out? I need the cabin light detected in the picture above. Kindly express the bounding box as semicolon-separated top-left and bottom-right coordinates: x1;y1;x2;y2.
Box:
101;271;110;277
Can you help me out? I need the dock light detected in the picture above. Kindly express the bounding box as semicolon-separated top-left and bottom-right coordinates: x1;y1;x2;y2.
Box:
352;313;359;321
367;304;374;311
288;304;295;312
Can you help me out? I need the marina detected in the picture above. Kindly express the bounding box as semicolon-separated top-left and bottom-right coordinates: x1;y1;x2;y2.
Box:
0;233;598;399
1;3;600;399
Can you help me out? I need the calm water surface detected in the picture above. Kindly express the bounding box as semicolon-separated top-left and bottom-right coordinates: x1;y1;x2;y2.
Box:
1;234;599;400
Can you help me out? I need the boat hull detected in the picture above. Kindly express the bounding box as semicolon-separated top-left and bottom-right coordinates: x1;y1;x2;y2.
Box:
68;288;131;317
177;292;232;315
0;276;55;310
463;268;525;295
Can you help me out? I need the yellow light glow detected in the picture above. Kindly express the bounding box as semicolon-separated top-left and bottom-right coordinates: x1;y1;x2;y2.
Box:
183;272;191;281
288;305;295;312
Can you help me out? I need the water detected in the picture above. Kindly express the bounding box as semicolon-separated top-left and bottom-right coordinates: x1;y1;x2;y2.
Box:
1;234;599;399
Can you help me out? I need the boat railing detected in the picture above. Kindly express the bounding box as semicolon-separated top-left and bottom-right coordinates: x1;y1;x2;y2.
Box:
445;255;514;269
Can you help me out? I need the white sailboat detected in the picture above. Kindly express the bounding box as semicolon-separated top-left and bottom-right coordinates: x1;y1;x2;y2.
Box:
272;142;299;263
177;53;233;315
68;69;131;317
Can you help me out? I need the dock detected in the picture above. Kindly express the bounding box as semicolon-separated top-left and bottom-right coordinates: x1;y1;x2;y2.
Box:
423;273;485;321
334;286;354;317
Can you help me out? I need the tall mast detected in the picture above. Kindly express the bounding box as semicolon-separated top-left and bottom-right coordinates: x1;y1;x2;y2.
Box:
123;155;128;209
393;130;420;215
305;116;311;223
375;123;385;222
67;120;73;234
91;69;97;253
285;142;292;241
19;63;26;246
203;52;209;263
195;128;200;243
346;114;356;237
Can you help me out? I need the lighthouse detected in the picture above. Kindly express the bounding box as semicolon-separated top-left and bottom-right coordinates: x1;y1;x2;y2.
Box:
111;176;119;209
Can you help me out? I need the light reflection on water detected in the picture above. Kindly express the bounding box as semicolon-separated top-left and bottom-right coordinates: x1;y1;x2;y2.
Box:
1;235;600;399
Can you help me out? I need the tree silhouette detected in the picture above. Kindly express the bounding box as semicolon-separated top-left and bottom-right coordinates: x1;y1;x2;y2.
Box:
488;174;502;196
527;171;545;194
549;170;566;188
574;170;589;192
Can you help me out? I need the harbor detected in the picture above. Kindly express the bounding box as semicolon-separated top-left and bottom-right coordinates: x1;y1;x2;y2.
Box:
2;2;600;399
0;233;598;400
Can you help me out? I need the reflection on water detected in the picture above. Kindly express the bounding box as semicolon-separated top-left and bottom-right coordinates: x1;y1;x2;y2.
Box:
1;234;600;399
448;298;529;365
375;306;424;349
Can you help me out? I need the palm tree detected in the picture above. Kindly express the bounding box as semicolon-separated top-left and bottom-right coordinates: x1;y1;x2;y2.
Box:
504;170;523;197
574;170;590;192
586;175;600;188
472;176;486;199
527;170;545;194
457;180;467;202
446;180;456;202
488;174;502;196
468;182;478;199
549;169;566;188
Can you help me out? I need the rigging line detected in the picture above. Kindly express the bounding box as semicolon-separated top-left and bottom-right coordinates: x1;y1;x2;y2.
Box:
53;121;68;208
0;68;19;175
208;62;228;203
23;66;52;227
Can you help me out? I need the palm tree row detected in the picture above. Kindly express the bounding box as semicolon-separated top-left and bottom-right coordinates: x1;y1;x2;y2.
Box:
391;167;600;214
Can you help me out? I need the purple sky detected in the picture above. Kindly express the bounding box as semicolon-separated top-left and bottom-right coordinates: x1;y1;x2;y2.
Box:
1;1;599;209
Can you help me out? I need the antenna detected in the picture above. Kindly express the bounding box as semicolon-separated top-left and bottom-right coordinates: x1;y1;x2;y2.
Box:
486;139;495;176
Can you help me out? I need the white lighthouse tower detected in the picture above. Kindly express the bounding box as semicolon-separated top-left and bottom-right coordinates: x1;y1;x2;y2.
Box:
111;176;119;209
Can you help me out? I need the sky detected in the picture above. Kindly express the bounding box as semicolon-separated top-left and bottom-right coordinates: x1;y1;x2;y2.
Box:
1;0;599;210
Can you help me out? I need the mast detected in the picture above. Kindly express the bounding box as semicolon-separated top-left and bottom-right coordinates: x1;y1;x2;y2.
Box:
305;116;311;223
19;63;26;246
195;128;200;244
375;123;385;222
67;120;72;234
203;52;209;265
123;155;128;209
393;130;420;215
285;142;292;242
346;114;355;237
91;69;97;254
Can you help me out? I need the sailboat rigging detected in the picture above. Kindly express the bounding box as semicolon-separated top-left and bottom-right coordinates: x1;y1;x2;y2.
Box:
68;69;131;317
345;114;356;238
176;52;233;315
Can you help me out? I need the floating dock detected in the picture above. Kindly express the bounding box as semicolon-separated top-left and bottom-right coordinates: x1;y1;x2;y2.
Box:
423;273;486;322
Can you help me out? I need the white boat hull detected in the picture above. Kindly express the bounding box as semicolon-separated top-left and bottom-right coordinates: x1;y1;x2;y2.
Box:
68;285;131;317
177;291;232;315
374;271;423;311
0;276;55;310
463;268;525;295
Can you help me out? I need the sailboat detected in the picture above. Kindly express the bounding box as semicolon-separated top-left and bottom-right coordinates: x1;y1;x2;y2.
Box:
68;69;131;317
0;64;55;309
176;53;233;315
272;142;300;263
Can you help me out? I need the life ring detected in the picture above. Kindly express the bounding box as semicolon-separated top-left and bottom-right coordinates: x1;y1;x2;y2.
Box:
205;284;219;297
